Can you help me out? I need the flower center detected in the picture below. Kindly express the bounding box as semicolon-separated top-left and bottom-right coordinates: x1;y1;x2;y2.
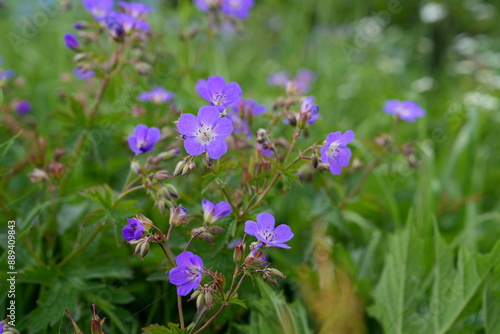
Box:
212;93;226;106
395;105;410;117
185;266;200;281
327;142;342;158
196;124;216;144
261;228;275;242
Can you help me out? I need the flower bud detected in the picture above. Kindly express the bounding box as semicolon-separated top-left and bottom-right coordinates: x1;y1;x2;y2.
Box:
204;291;213;310
256;128;268;144
173;160;186;176
131;160;142;174
165;183;179;198
269;268;286;279
28;168;48;183
169;205;189;226
134;62;152;75
233;242;245;263
91;304;106;334
154;170;169;180
63;33;81;51
73;52;90;62
153;149;180;163
196;293;205;311
311;151;319;169
136;214;153;230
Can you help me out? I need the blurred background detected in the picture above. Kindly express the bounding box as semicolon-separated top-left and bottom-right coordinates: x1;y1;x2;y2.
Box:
1;0;500;333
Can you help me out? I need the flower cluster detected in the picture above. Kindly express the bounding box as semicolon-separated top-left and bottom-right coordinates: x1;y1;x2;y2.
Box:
383;99;426;122
194;0;255;20
268;68;316;95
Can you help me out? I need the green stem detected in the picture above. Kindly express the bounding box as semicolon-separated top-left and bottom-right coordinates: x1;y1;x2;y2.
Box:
178;293;185;330
192;274;247;334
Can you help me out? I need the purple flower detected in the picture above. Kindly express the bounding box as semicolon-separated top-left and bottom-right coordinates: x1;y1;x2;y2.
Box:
73;67;95;80
138;87;175;104
0;323;3;333
14;100;31;116
244;213;294;249
128;124;161;154
267;71;289;87
82;0;114;20
116;12;150;33
202;199;232;224
320;130;354;175
231;98;266;119
122;218;146;241
196;76;242;112
221;0;254;19
177;106;233;159
383;100;426;122
169;251;204;296
194;0;221;12
226;111;251;137
268;68;316;94
63;33;80;50
298;96;320;126
118;1;153;19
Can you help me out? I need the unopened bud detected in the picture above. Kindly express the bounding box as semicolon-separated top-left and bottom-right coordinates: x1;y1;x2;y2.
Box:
131;160;142;174
286;113;298;127
204;292;213;309
173;160;186;176
28;168;49;183
256;128;268;144
269;268;286;279
154;170;170;180
91;304;106;334
73;52;90;62
169;205;189;226
311;152;319;169
136;214;153;230
233;242;245;263
196;293;205;310
165;183;178;198
134;62;152;75
155;149;180;163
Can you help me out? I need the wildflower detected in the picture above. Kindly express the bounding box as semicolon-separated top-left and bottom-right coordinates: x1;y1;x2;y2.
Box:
170;205;189;226
63;33;81;51
177;106;233;159
82;0;114;21
194;0;221;12
231;98;266;119
244;213;294;249
114;12;150;33
13;100;31;116
118;1;153;19
195;76;242;112
383;100;425;122
128;124;161;154
0;57;15;83
73;67;95;80
226;111;251;137
122;218;146;241
221;0;254;19
104;15;125;40
137;87;175;104
268;68;316;94
297;96;320;128
202;199;232;224
320;130;354;175
169;251;204;296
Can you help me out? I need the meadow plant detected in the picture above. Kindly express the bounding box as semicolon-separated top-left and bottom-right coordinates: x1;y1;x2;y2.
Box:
2;1;499;333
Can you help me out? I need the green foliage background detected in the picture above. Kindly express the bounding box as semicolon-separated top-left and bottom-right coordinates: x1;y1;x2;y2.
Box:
1;0;500;333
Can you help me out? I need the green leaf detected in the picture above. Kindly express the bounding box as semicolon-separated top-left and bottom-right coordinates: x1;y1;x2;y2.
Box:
483;275;500;334
369;221;500;334
80;184;116;209
236;279;312;334
26;281;80;332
